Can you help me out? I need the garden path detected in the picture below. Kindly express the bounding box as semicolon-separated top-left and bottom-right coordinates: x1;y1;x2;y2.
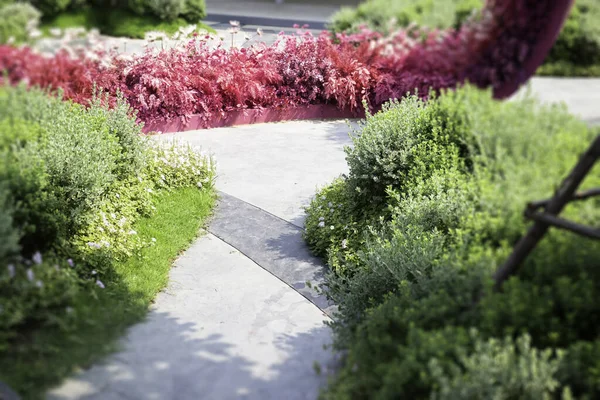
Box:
47;78;600;400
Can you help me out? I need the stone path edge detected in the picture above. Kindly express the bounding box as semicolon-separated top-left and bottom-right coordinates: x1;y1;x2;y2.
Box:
208;191;337;317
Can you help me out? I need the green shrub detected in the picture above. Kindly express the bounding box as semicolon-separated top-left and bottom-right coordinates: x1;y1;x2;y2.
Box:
309;85;600;398
145;0;184;21
429;333;564;400
0;183;19;262
0;86;216;397
27;0;70;17
545;0;600;70
0;3;41;44
329;0;482;35
182;0;205;22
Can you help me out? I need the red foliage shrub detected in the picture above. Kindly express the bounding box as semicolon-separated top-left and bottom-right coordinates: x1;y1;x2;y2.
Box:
0;0;572;130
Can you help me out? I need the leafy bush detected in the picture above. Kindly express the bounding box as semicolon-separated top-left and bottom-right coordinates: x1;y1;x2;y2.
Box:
145;0;184;21
91;0;205;23
182;0;205;22
28;0;70;16
429;333;564;400
329;0;482;35
306;85;600;398
0;183;18;262
542;0;600;73
0;86;215;366
0;3;41;45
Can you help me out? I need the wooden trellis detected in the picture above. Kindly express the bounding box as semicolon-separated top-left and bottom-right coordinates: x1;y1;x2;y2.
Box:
493;134;600;289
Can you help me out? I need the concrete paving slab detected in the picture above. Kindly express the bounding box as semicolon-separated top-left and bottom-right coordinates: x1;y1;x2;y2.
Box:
48;233;335;400
209;192;335;315
515;78;600;124
157;120;356;227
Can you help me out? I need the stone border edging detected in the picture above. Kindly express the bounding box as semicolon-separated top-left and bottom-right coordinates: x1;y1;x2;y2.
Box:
143;104;360;134
208;191;336;317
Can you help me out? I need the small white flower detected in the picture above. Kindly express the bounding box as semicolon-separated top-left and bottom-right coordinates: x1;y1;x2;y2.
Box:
110;213;116;219
67;259;74;267
256;28;263;37
7;264;15;279
66;306;74;314
91;270;97;275
26;269;35;282
7;36;15;45
115;193;120;198
147;188;153;193
32;251;42;265
197;182;203;188
28;29;42;39
328;202;333;207
318;217;325;221
229;20;240;28
49;28;62;37
330;208;334;213
318;221;325;228
96;280;105;289
151;238;157;242
87;242;102;249
54;264;60;272
330;226;335;230
36;280;44;288
341;239;348;249
98;226;105;232
128;230;137;235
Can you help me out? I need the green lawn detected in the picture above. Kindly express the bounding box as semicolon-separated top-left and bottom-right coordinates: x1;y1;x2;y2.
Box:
1;186;216;400
41;7;215;39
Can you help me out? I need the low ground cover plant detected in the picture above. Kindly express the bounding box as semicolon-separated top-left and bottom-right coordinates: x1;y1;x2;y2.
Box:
303;85;600;399
330;0;600;77
0;86;216;399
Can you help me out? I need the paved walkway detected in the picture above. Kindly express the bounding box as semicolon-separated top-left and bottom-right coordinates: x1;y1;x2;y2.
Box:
47;78;600;400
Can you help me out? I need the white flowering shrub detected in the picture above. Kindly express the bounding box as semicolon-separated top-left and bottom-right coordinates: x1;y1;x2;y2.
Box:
0;3;41;45
0;86;217;358
145;139;215;191
73;176;155;266
303;177;384;275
